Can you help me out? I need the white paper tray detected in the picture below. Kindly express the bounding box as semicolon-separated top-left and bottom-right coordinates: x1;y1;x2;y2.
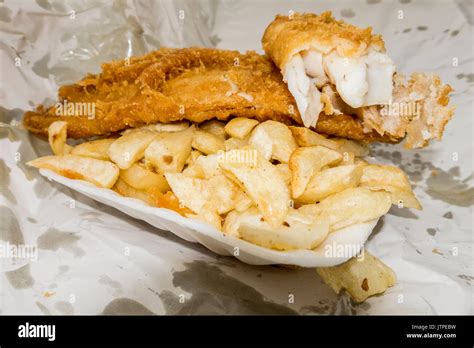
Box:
39;169;378;267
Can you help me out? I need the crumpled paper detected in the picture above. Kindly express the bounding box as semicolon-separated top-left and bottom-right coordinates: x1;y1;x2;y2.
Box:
0;0;472;314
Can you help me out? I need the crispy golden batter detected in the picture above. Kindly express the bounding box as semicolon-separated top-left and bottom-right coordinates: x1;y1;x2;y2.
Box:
23;48;301;139
23;47;391;143
262;11;385;67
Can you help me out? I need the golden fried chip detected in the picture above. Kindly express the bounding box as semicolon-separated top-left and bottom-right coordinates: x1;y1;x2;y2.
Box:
297;164;363;204
184;150;203;166
48;121;71;155
233;190;254;212
192;129;225;155
289;126;339;149
122;121;189;134
248;120;297;163
223;207;329;250
333;139;369;157
224;117;259;139
183;153;221;179
71;138;115;160
207;174;245;214
27;154;119;188
185;211;222;231
289;146;343;198
313;187;392;231
145;127;193;173
276;163;292;187
165;173;247;227
200;120;227;139
317;251;397;303
120;163;170;192
360;165;421;209
219;148;290;227
224;136;249;151
109;130;157;169
113;178;155;205
165;173;217;222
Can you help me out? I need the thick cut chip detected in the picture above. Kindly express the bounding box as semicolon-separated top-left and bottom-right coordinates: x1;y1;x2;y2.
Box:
360;164;421;209
27;154;119;188
276;163;292;187
200;120;227;139
224;136;249;151
206;174;245;214
223;207;329;250
289;146;343;198
219;149;290;227
233;190;254;212
224;117;259;139
48;121;71;155
71;138;115;160
311;187;392;231
185;211;222;231
297;164;363;204
109;130;157;169
333;139;369;157
289;126;369;157
165;173;219;227
248;120;297;163
289;126;339;149
192;129;225;155
113;178;192;216
185;150;203;166
317;251;397;303
165;172;246;228
145;127;193;173
114;177;154;205
122;121;189;134
120;163;170;192
182;153;220;179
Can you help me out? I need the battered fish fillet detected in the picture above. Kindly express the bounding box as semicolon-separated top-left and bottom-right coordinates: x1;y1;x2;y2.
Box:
22;47;391;143
23;48;298;138
262;12;455;148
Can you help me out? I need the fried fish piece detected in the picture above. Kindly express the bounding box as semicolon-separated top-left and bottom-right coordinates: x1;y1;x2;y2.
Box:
23;48;300;139
262;12;455;148
22;47;394;144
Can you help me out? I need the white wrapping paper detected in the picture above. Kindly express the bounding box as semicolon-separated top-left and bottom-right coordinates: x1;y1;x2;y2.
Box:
1;0;473;314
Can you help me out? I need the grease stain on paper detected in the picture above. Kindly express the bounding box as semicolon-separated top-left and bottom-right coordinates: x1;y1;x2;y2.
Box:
36;301;51;315
388;206;419;219
340;9;355;18
54;301;74;315
5;264;35;289
426;228;437;236
0;205;24;245
37;228;85;257
101;298;155;315
371;145;473;207
0;206;36;289
0;6;12;22
99;275;122;295
0;160;17;204
456;73;474;83
425;168;473;207
158;261;297;315
443;211;453;219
